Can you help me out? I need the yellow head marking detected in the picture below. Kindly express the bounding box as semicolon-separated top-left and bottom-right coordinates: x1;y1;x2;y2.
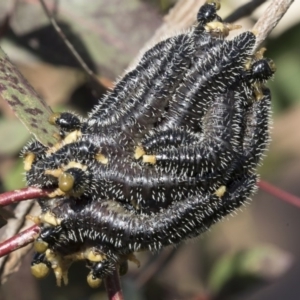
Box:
87;273;102;288
58;172;75;193
31;262;50;279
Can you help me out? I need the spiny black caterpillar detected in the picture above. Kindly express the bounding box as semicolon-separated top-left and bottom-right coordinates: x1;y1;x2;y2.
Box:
21;1;275;288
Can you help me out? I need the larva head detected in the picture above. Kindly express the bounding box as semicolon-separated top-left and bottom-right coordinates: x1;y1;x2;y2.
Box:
251;58;276;82
197;1;221;24
22;138;101;201
49;112;81;134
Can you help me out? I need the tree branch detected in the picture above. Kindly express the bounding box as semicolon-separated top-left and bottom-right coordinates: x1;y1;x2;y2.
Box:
252;0;295;51
129;0;294;69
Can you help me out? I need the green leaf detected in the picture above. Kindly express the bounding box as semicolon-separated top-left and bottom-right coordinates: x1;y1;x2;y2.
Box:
0;47;58;146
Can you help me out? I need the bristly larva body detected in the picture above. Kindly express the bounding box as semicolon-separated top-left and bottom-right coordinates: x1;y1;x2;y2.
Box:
21;1;275;288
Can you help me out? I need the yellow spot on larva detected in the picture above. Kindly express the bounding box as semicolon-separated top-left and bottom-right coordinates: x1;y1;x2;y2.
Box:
45;168;63;178
65;161;87;171
95;153;108;164
134;146;145;159
47;130;82;155
23;152;35;171
214;185;226;198
64;130;82;144
143;155;157;164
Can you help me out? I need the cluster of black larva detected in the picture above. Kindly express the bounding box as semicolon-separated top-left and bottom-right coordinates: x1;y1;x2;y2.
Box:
22;1;275;288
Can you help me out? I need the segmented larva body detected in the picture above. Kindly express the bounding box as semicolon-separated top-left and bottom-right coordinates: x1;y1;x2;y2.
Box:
22;1;275;287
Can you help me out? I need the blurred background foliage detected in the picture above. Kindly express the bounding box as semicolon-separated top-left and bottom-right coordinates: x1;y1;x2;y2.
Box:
0;0;299;299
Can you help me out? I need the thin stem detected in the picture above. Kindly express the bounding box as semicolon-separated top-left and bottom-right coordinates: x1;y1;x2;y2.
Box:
104;269;124;300
39;0;98;80
258;180;300;208
0;187;50;207
0;225;40;257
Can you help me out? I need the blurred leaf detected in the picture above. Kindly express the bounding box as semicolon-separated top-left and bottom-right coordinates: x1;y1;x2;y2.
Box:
0;214;8;228
208;246;293;297
0;118;30;155
0;47;58;146
17;62;86;108
2;158;25;191
9;0;163;79
0;0;14;25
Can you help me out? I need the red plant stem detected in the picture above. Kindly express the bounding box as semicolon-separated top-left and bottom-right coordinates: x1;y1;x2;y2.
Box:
0;187;50;206
104;269;124;300
0;225;40;257
258;180;300;208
